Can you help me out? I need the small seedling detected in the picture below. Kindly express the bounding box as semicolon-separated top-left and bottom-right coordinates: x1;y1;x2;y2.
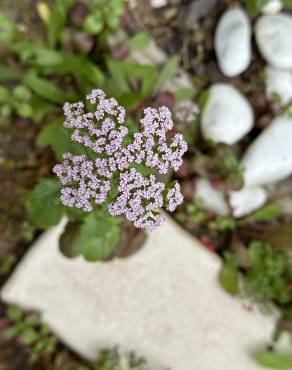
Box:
4;306;57;362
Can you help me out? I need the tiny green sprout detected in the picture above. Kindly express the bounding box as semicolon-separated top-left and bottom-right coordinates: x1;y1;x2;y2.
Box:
254;351;292;370
93;347;158;370
0;10;17;43
5;306;57;362
213;153;243;185
187;199;206;223
83;0;125;35
209;217;236;231
244;241;292;305
223;154;243;182
128;352;149;369
96;348;120;369
219;251;239;296
246;0;269;15
244;204;281;223
0;251;14;274
0;85;33;119
271;91;283;105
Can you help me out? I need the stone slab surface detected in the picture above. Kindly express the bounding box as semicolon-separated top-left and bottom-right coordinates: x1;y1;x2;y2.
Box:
1;215;278;370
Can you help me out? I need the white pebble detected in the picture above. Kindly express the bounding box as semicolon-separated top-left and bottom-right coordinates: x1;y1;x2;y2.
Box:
255;13;292;69
201;83;254;145
229;187;268;218
150;0;167;8
215;7;252;77
262;0;283;15
265;66;292;105
241;115;292;186
195;178;229;216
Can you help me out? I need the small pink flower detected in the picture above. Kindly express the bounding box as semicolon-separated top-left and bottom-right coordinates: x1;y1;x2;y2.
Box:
54;89;188;230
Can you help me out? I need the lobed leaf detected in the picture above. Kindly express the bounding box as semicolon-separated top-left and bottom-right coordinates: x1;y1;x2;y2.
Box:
26;178;64;228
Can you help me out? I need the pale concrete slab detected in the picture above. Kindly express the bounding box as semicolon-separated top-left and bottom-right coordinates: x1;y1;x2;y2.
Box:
1;214;278;370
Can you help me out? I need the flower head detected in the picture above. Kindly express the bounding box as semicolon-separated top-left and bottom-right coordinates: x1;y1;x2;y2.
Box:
54;89;187;230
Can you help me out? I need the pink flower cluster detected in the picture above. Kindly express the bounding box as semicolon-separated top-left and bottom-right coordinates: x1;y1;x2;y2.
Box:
53;89;187;230
54;153;110;212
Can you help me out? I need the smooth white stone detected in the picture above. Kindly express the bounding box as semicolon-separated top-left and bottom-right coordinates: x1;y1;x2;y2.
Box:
255;14;292;69
201;83;254;145
262;0;283;15
195;178;229;216
241;115;292;186
1;215;278;370
150;0;167;8
229;187;268;218
265;66;292;105
215;8;251;77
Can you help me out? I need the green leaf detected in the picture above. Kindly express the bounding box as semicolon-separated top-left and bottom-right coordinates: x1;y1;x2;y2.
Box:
30;95;56;123
121;61;158;97
84;14;103;34
84;213;120;259
175;88;196;103
65;207;86;222
107;58;129;93
4;326;20;339
21;328;38;345
210;217;236;231
6;306;22;322
249;204;281;222
47;0;67;48
82;59;105;87
70;55;104;88
23;70;76;104
246;0;269;15
199;89;210;110
254;351;292;369
141;67;157;98
26;178;64;228
13;86;32;101
0;65;22;82
15;103;33;118
0;104;12;118
24;315;39;326
33;49;65;67
154;55;180;93
59;222;83;258
110;0;125;15
37;117;87;160
82;231;119;261
0;86;9;102
118;92;142;109
283;0;292;6
0;11;16;43
219;254;239;296
129;32;150;51
10;42;44;63
106;13;119;29
64;212;121;261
